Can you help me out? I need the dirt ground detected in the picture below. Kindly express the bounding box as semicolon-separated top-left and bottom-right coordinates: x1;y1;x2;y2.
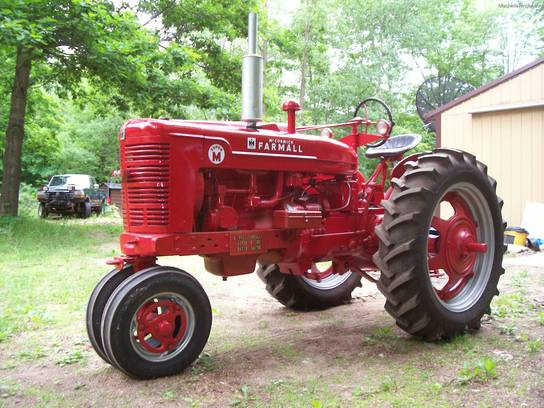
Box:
1;253;544;407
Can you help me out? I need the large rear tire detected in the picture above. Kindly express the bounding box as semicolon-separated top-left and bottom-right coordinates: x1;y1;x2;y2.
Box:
256;263;362;311
374;149;505;340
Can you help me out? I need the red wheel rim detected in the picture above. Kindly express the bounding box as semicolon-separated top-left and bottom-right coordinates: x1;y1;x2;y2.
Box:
428;192;488;302
135;299;188;354
307;262;335;281
301;261;353;290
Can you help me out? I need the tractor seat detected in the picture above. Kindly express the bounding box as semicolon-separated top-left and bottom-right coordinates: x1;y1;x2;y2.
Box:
365;134;422;159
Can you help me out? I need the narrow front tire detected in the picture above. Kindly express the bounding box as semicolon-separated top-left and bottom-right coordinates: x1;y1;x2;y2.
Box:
100;267;212;379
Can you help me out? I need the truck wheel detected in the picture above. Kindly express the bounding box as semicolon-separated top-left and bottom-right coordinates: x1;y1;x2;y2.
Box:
86;266;135;364
373;149;505;340
100;267;212;379
256;263;362;310
38;203;48;218
78;201;91;218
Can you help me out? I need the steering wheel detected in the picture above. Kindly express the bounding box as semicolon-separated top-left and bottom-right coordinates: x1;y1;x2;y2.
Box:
353;97;395;148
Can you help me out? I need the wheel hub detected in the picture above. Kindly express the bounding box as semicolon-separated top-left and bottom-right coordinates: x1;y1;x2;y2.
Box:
429;192;488;301
445;217;479;277
135;299;187;354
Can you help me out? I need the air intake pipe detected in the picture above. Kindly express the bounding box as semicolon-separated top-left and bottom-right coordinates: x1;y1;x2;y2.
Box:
241;12;263;128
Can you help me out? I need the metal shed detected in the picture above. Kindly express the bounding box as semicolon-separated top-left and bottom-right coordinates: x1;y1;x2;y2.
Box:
427;57;544;226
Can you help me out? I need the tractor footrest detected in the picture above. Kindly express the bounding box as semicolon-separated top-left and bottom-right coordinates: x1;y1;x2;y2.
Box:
273;210;322;229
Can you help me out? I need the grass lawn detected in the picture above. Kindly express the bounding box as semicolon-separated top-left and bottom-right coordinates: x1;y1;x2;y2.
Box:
0;215;122;344
0;214;543;407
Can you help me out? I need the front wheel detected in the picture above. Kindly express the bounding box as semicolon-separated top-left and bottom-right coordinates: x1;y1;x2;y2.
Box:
100;267;212;379
86;266;135;364
374;149;505;340
78;201;91;219
256;263;362;310
38;203;48;218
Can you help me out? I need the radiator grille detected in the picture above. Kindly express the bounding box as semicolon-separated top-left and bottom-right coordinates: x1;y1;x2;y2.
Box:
123;143;170;228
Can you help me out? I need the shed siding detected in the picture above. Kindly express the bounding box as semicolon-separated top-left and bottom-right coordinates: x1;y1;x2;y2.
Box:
440;63;544;226
110;189;123;211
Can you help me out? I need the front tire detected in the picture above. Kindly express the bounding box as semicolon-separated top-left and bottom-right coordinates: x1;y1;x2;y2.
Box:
38;203;48;218
374;149;505;340
77;201;91;218
100;267;212;379
256;263;361;310
86;266;135;364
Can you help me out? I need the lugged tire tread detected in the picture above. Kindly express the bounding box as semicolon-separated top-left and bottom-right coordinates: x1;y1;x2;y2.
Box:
256;264;361;311
374;148;505;341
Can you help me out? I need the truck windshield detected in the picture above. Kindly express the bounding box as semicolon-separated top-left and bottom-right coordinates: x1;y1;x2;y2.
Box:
49;175;90;188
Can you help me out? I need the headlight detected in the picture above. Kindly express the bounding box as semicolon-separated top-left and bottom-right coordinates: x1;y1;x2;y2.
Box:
37;191;46;199
73;190;85;198
376;119;391;136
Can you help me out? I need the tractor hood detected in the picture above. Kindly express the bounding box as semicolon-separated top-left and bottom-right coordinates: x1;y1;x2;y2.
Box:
122;119;358;176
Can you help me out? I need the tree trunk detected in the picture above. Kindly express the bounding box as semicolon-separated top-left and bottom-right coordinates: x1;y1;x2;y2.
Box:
0;46;32;216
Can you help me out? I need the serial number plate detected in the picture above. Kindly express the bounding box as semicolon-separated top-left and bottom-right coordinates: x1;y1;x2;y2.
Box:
230;232;263;255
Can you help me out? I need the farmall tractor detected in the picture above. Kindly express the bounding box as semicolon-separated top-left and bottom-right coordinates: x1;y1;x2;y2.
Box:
87;14;505;379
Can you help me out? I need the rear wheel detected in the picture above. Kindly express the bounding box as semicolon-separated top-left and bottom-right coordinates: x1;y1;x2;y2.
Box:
374;149;505;340
256;262;362;310
100;266;212;379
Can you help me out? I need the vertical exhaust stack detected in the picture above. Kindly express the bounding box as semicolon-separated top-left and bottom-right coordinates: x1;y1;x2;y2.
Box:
242;12;263;128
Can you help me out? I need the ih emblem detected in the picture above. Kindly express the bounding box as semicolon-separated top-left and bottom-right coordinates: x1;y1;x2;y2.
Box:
208;144;225;164
247;137;256;150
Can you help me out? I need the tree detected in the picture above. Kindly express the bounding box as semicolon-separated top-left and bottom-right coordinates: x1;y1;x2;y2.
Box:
138;0;257;95
0;0;160;215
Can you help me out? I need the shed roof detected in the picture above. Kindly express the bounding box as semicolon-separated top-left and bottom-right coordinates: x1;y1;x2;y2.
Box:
425;57;544;120
101;182;122;190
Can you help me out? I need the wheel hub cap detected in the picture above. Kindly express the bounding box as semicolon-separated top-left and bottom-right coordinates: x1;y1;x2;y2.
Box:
428;192;488;301
135;299;187;354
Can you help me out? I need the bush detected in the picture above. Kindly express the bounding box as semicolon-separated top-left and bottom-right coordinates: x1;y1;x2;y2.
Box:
18;183;39;217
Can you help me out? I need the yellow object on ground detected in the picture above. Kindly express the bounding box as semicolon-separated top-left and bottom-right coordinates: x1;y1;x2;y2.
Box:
504;227;529;246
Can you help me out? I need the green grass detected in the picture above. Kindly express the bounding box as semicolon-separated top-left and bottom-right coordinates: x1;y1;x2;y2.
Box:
0;215;122;342
0;216;542;407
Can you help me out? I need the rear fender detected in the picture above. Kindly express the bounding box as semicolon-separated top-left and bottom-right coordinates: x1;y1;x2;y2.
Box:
385;152;423;199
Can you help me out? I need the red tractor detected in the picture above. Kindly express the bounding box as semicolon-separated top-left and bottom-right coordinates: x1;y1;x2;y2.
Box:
86;14;505;379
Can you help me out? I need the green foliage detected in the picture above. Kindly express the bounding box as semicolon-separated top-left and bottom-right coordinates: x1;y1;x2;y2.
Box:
457;357;497;385
0;0;255;198
0;0;542;193
537;312;544;326
492;292;531;318
230;384;256;407
56;350;86;366
162;390;176;401
192;352;221;374
53;99;125;182
17;183;39;216
527;339;542;354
